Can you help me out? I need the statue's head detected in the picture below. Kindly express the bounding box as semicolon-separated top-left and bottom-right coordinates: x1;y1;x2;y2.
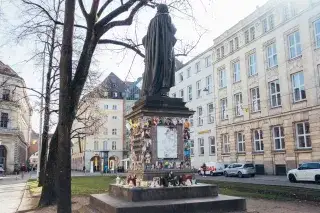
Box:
157;4;169;13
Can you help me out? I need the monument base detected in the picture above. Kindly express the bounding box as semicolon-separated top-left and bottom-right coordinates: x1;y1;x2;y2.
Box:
81;193;246;213
78;184;246;213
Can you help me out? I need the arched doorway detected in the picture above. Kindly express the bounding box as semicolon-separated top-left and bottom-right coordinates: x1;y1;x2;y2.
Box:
109;156;119;173
0;145;7;171
90;155;101;172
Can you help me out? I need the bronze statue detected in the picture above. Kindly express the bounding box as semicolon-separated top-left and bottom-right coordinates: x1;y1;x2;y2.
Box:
141;4;177;97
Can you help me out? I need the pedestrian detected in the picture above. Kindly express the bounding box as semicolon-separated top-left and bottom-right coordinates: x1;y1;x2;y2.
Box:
20;163;26;179
83;166;86;174
202;163;207;177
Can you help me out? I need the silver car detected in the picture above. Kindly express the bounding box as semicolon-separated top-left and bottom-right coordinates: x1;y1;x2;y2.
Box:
223;163;256;178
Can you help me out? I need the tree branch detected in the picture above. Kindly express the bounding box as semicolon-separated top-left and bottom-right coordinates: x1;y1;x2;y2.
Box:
78;0;88;19
97;0;113;17
102;0;147;33
98;39;145;57
96;0;137;28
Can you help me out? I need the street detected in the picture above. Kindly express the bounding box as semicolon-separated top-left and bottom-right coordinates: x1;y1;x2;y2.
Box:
196;174;320;189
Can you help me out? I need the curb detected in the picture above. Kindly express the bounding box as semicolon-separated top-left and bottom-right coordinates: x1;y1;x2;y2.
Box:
17;182;40;212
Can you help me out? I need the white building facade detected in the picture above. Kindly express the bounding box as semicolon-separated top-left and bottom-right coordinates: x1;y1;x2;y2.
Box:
0;61;32;173
213;0;320;175
170;48;216;168
71;98;125;172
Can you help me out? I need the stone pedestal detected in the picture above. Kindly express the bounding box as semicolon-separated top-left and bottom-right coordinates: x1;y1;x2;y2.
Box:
83;184;246;213
125;96;195;181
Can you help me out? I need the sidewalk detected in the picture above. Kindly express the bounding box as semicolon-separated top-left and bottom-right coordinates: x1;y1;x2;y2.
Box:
0;175;28;213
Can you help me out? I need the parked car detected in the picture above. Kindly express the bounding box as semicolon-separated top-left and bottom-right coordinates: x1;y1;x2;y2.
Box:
223;163;256;178
287;162;320;183
198;162;225;176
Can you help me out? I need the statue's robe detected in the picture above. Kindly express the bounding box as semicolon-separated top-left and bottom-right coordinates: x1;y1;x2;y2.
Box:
141;12;177;97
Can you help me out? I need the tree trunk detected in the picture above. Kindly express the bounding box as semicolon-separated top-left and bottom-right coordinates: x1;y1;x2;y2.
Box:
38;128;58;207
57;0;75;212
39;24;57;187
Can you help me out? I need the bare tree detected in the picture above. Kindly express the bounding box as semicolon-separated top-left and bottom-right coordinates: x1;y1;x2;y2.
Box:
15;0;208;211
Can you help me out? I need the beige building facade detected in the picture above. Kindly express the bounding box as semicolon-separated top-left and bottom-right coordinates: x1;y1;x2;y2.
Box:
213;0;320;175
0;61;32;173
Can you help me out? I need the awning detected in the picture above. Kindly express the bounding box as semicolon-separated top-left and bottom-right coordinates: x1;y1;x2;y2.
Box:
121;158;130;162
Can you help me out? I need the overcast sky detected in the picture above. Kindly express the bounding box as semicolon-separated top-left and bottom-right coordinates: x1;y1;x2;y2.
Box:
0;0;268;132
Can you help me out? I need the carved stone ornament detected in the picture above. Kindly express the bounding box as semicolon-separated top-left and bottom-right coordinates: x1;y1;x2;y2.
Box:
287;56;303;74
266;66;279;81
232;82;242;93
219;88;227;97
248;75;259;87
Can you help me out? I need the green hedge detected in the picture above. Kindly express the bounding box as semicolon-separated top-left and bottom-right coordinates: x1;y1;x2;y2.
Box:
200;180;320;202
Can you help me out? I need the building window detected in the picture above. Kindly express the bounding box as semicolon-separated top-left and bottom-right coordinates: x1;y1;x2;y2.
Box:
237;132;245;152
104;104;108;110
172;93;176;98
198;138;204;155
112;129;117;135
112;116;117;119
222;134;230;153
187;67;191;78
233;61;240;83
179;89;184;101
251;87;261;112
221;46;225;57
273;126;285;150
187;85;192;101
189;115;194;127
234;93;243;116
205;55;212;67
196;61;201;72
209;136;215;155
283;2;295;21
190;139;194;156
207;103;214;123
112;105;117;110
104;128;108;135
269;15;274;30
103;141;108;150
248;53;257;76
216;48;221;59
315;19;320;48
266;43;278;68
205;75;212;93
220;98;228;120
2;89;10;101
263;15;274;33
235;37;239;50
179;72;184;82
196;80;201;98
296;122;311;148
292;71;306;102
288;31;302;59
245;30;249;44
219;69;227;88
229;40;234;53
0;112;8;128
262;18;268;33
269;80;281;108
254;129;264;152
94;141;99;150
250;27;255;40
112;141;116;150
197;106;203;126
113;92;118;98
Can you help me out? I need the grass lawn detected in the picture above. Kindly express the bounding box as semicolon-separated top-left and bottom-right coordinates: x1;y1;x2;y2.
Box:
28;176;117;196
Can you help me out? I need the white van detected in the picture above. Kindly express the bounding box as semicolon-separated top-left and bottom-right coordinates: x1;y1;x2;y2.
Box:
198;162;225;176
